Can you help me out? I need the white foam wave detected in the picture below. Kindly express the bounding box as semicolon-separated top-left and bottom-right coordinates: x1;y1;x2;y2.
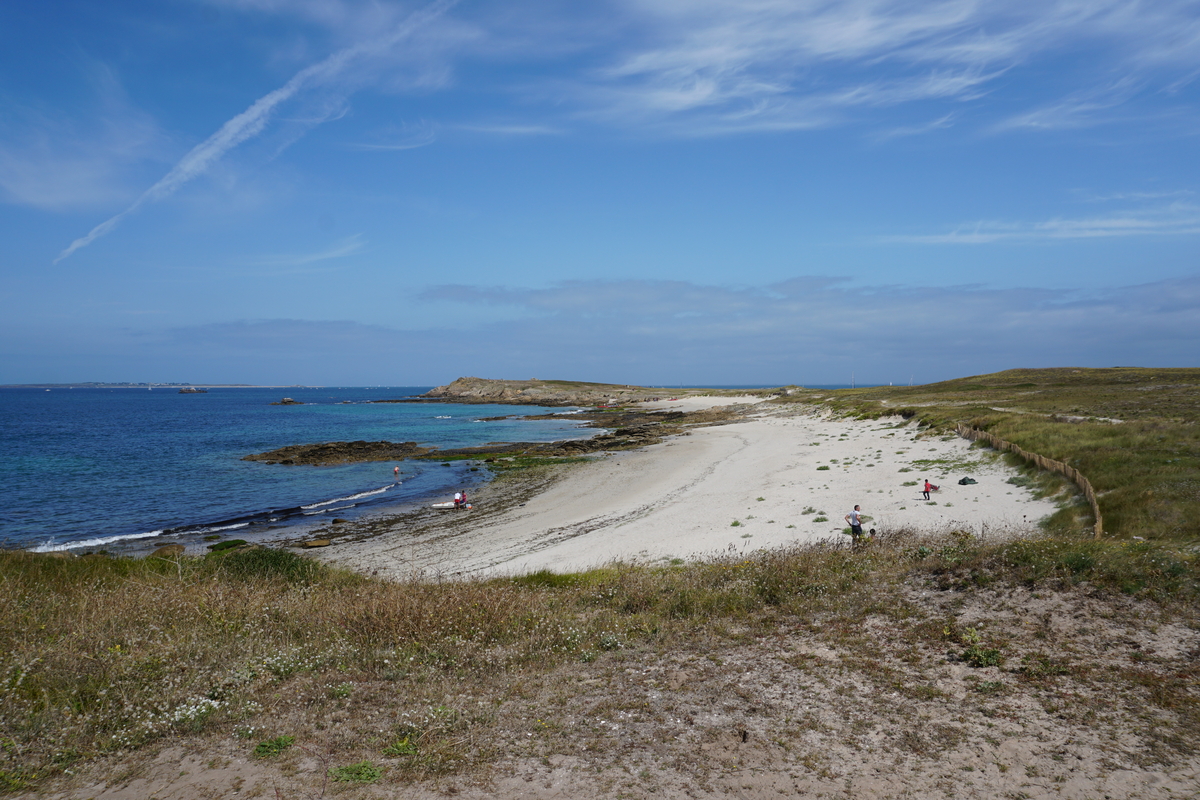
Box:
303;504;355;516
301;485;388;510
192;522;251;534
32;529;164;553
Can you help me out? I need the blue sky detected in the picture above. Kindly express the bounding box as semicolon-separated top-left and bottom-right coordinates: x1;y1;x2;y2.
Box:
1;0;1198;386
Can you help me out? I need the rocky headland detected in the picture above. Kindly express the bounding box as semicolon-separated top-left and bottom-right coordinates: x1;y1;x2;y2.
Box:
418;376;732;406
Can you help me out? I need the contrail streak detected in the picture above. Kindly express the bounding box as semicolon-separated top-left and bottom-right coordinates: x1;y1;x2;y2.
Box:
55;0;455;264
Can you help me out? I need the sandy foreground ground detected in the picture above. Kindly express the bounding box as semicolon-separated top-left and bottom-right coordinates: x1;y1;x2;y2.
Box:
314;398;1061;579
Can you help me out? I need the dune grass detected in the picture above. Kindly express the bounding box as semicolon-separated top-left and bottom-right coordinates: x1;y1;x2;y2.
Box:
3;530;1198;792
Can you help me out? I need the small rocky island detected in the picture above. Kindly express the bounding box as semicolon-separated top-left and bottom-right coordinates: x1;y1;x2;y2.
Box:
419;376;711;406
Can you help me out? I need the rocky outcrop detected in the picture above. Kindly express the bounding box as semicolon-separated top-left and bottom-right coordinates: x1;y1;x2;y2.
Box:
243;440;432;466
422;377;697;406
540;424;666;454
428;423;671;459
150;544;185;558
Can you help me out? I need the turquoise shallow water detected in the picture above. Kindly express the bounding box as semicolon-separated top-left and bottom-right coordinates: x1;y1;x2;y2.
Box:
0;387;591;553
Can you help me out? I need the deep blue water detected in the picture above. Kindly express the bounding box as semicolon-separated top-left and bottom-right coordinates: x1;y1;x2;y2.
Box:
0;387;592;553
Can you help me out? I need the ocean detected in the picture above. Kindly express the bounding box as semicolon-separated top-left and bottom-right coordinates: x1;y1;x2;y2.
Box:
0;387;594;554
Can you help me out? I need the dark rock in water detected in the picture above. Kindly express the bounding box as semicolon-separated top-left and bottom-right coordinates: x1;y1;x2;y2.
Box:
331;518;348;524
270;397;303;405
243;440;433;466
150;544;186;558
300;539;331;548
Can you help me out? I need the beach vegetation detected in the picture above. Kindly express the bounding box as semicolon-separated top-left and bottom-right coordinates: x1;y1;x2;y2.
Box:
253;735;295;759
956;629;1004;668
1;526;1198;794
329;760;382;783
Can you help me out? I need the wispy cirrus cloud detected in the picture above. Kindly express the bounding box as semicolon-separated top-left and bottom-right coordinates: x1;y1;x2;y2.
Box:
871;113;956;141
55;0;457;263
552;0;1200;136
989;77;1144;133
347;121;439;150
453;123;565;136
0;65;167;210
887;199;1200;244
246;233;365;268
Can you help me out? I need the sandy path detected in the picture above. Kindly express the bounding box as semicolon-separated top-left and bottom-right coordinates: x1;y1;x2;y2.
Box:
316;402;1060;579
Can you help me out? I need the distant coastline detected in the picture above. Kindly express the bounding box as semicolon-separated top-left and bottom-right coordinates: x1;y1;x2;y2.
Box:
1;383;309;389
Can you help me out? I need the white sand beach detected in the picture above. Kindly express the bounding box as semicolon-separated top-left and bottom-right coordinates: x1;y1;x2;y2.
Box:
314;399;1061;579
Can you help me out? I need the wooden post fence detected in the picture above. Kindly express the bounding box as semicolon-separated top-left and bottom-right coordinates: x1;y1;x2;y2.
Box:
955;424;1103;539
